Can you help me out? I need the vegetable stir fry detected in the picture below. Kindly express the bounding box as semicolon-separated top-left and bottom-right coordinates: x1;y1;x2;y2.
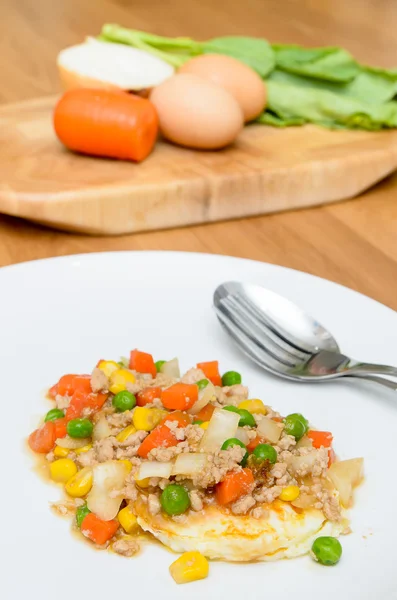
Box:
28;349;363;583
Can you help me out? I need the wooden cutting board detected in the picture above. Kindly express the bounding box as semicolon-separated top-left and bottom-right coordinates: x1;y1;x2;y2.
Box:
1;95;397;235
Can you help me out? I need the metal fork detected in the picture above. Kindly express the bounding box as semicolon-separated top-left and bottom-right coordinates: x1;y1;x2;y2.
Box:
213;281;397;392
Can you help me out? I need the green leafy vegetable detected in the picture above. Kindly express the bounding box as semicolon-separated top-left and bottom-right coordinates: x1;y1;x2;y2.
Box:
265;80;397;130
203;37;275;77
100;23;397;131
272;45;359;82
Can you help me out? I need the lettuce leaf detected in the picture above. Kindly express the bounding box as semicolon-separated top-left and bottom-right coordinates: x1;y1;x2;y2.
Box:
265;80;397;130
272;45;359;82
203;37;275;77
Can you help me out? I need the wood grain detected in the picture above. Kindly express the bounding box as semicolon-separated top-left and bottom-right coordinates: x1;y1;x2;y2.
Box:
2;96;397;234
0;0;396;308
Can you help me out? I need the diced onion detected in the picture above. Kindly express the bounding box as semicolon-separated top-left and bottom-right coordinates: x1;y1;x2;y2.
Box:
235;427;249;446
136;460;173;480
289;453;318;475
199;408;240;452
56;436;91;449
87;460;127;521
292;493;316;509
160;358;180;378
93;415;111;441
295;435;313;450
188;381;216;415
328;458;364;507
257;417;282;444
172;452;208;476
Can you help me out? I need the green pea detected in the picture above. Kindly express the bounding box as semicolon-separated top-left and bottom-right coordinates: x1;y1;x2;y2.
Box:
112;390;136;412
76;503;91;528
221;371;242;386
160;484;190;516
223;406;256;428
196;379;209;390
155;360;166;372
67;418;93;439
193;419;204;425
311;536;342;566
44;408;65;422
283;413;309;441
221;437;249;466
253;443;278;464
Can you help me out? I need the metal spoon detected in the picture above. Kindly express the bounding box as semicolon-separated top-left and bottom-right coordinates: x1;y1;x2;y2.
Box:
213;281;397;391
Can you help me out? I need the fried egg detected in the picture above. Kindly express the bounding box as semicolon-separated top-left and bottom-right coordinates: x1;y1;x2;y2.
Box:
133;497;346;562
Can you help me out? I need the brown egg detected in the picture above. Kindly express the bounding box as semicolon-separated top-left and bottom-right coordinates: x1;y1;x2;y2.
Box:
150;73;244;150
179;54;267;122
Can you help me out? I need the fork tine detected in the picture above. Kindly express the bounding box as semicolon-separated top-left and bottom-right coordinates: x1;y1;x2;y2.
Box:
221;296;307;367
215;308;293;375
233;292;314;356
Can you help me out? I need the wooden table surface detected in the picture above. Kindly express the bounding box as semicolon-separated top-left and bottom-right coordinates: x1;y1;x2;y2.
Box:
1;0;396;309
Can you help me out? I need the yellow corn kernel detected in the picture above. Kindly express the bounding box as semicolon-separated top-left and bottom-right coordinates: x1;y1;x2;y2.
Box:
74;443;93;455
65;467;93;498
279;485;300;502
135;477;150;488
49;458;78;483
118;505;138;534
116;424;137;443
109;368;136;394
238;399;267;415
200;421;210;430
53;445;69;458
98;360;119;378
169;551;209;584
118;459;133;473
132;407;166;432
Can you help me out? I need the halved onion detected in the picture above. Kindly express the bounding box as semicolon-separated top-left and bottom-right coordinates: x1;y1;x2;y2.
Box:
93;415;111;441
136;460;173;480
56;436;91;449
87;460;127;521
235;427;249;446
172;452;208;476
160;358;180;378
199;408;240;452
257;417;282;444
328;458;364;507
289;452;318;475
188;381;215;415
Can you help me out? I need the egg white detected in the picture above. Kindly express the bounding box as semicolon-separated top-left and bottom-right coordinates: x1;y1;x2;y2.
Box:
133;497;346;562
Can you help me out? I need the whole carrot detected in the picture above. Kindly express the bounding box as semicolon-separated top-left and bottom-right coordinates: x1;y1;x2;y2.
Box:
53;88;159;162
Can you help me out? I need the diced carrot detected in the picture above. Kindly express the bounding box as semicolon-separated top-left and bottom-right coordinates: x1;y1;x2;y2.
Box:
28;422;56;454
272;416;283;423
53;88;158;163
160;410;192;428
136;386;162;407
53;417;68;439
161;383;198;411
215;468;255;505
81;513;119;545
197;361;222;386
195;403;215;422
307;430;333;449
137;424;178;458
129;349;157;378
57;374;77;396
48;384;58;399
328;448;336;468
57;374;92;397
246;436;264;452
66;390;108;421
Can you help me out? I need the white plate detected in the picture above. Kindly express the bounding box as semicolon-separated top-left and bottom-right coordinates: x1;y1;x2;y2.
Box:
1;251;397;600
